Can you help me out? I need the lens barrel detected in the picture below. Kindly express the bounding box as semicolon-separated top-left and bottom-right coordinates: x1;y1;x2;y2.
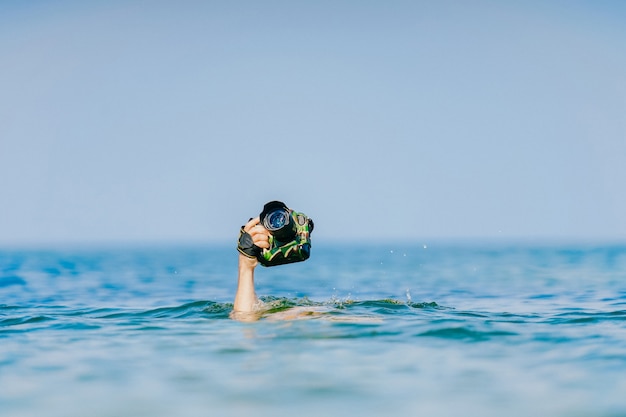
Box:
260;201;297;242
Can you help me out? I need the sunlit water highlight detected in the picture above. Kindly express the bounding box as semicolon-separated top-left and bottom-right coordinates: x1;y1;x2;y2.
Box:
1;243;626;417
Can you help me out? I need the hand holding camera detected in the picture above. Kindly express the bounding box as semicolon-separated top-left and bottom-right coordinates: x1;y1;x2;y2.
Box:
237;201;314;267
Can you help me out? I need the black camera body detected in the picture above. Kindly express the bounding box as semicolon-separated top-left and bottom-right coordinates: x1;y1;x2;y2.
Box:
257;201;314;267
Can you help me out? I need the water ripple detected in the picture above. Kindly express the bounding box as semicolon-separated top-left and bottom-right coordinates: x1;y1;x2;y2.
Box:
416;327;518;341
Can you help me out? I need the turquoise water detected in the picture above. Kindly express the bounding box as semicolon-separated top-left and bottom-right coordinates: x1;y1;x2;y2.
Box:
2;243;626;417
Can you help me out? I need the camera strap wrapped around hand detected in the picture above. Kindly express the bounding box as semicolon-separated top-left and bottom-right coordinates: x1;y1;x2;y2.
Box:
237;227;260;258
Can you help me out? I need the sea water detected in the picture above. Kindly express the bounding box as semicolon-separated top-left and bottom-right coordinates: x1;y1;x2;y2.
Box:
1;242;626;417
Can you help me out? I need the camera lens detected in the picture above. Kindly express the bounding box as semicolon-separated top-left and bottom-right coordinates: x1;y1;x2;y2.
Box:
260;200;297;242
266;209;288;230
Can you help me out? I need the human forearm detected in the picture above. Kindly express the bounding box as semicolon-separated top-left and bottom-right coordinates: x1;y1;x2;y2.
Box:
233;254;258;313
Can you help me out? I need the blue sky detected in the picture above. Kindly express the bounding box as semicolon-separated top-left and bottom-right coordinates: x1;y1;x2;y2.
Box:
1;1;625;246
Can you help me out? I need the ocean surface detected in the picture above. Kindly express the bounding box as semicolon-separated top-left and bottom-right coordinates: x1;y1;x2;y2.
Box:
1;242;626;417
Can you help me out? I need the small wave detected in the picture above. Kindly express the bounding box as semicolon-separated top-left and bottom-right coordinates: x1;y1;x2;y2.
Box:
141;300;230;319
416;326;518;341
1;315;53;327
94;301;232;321
0;301;234;334
547;310;626;325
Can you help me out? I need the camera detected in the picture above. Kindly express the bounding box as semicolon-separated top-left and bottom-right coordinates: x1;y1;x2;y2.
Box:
257;201;314;267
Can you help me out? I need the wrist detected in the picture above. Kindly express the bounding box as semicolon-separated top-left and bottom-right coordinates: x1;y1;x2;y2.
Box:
238;253;258;270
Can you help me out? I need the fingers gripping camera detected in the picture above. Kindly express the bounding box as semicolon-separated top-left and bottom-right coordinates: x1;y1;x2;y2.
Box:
237;201;314;267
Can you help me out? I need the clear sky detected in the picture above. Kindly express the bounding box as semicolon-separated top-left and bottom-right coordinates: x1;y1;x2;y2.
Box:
1;0;625;246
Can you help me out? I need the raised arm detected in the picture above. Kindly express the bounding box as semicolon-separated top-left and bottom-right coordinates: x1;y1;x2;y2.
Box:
232;217;270;317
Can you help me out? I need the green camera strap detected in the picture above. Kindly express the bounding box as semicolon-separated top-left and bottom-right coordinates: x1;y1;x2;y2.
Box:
257;211;313;267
